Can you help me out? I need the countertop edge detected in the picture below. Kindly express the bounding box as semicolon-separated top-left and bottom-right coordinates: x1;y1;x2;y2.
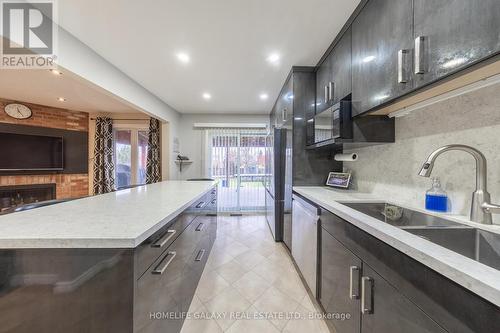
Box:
0;182;217;249
293;186;500;308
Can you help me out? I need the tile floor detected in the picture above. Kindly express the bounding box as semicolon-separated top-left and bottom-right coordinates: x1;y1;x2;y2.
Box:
181;215;330;333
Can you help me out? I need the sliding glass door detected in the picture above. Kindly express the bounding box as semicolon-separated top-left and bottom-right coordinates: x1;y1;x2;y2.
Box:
207;128;267;212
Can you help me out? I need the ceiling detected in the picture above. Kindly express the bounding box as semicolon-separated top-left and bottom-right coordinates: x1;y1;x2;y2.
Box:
57;0;360;114
0;69;139;113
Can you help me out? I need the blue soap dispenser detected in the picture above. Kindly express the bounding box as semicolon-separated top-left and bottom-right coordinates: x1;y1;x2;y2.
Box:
425;177;448;212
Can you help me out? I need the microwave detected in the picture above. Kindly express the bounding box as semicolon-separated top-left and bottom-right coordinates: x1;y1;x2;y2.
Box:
314;100;352;144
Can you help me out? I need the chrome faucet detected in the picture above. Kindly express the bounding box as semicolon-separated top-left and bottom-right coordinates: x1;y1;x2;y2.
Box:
419;144;500;225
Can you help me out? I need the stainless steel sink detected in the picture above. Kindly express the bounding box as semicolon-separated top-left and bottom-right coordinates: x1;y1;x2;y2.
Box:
343;202;500;271
343;202;464;228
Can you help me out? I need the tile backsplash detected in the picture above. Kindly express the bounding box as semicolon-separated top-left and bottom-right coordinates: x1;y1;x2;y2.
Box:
344;83;500;224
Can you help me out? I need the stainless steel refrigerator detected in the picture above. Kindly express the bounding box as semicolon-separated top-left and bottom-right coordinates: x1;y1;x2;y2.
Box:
264;128;286;241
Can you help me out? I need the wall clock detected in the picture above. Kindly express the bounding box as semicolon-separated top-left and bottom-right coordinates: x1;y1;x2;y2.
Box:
4;103;32;119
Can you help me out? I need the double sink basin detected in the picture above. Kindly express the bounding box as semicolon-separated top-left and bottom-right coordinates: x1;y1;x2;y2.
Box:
343;202;500;271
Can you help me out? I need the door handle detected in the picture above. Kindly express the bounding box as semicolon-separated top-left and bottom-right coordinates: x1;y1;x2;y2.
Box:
195;222;204;231
328;82;334;102
152;251;176;275
151;229;176;248
324;85;329;104
349;266;361;299
398;49;410;83
414;36;425;74
195;249;206;261
361;276;374;314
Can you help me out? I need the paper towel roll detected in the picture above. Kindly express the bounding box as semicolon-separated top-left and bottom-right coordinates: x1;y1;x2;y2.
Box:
334;153;358;162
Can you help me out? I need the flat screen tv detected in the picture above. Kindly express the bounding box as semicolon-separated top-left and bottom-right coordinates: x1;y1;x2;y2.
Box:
0;132;64;171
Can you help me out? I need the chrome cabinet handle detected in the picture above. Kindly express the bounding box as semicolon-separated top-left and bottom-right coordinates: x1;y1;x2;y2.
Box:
151;229;176;248
195;249;206;261
328;82;334;102
324;85;329;104
361;276;374;314
282;108;287;122
152;251;176;275
349;266;361;299
398;49;409;83
195;222;204;231
414;36;425;74
196;202;205;208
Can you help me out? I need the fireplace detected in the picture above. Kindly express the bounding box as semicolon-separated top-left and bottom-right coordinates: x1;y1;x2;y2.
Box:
0;184;56;213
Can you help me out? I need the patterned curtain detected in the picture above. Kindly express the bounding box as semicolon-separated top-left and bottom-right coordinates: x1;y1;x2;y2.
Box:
93;117;115;194
146;118;161;184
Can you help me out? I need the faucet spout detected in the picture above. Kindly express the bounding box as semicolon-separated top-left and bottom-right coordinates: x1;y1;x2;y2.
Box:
418;144;495;225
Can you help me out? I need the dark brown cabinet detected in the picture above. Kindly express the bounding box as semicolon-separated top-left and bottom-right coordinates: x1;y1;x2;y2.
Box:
314;203;500;333
320;219;444;333
361;265;446;333
351;0;414;116
350;0;500;116
320;227;361;333
315;28;352;115
413;0;500;88
0;187;217;333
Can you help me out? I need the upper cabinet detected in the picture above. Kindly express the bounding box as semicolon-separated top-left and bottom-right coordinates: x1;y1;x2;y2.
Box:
413;0;500;88
350;0;500;116
316;28;352;114
351;0;414;117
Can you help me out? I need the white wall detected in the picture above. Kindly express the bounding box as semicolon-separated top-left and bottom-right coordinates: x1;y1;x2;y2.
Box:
57;27;181;179
176;113;269;180
344;83;500;224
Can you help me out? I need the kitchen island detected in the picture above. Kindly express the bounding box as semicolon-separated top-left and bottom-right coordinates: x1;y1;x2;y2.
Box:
0;181;218;333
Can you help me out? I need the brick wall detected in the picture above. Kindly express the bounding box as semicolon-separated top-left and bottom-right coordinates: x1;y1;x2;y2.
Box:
0;98;88;132
0;98;90;199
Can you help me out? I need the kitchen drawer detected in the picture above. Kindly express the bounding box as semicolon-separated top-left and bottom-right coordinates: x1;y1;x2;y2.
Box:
134;220;206;332
135;213;194;278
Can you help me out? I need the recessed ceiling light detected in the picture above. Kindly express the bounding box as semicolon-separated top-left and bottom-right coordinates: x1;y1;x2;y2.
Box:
176;52;190;64
202;93;211;100
267;53;280;64
49;69;63;75
57;97;66;102
259;93;269;100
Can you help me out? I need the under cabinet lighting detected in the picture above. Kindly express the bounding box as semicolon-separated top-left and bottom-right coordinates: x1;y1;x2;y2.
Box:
202;93;212;100
362;55;376;63
389;73;500;118
259;93;269;100
442;57;467;69
57;97;66;102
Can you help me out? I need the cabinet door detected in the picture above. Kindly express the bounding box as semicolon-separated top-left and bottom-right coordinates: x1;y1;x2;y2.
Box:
352;0;413;116
315;58;332;114
413;0;500;88
320;227;361;333
361;265;446;333
330;27;352;104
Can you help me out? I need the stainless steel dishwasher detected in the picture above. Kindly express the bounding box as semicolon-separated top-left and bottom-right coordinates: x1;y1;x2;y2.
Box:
291;194;320;296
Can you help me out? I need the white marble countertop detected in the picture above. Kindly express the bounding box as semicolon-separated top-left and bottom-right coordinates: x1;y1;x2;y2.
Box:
0;181;216;249
293;186;500;307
